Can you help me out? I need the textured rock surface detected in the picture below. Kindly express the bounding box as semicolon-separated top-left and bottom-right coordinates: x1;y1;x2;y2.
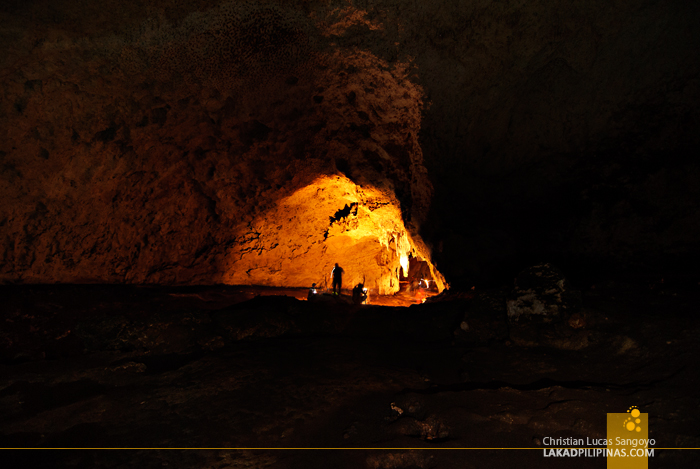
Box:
507;263;580;322
451;288;509;346
0;285;463;364
506;263;587;348
1;0;699;287
1;285;699;467
223;175;446;294
409;0;700;283
0;1;440;289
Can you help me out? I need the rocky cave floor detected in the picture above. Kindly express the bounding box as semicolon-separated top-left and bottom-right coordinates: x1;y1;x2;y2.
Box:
1;283;699;468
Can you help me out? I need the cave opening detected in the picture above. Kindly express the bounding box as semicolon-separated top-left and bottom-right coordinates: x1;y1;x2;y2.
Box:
395;254;440;304
221;174;446;298
400;255;438;289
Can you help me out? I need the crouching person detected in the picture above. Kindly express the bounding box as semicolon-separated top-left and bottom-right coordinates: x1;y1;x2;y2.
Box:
352;283;368;305
308;283;318;301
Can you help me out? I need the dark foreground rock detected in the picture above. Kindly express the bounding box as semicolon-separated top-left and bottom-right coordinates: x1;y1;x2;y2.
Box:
507;264;588;349
1;284;699;468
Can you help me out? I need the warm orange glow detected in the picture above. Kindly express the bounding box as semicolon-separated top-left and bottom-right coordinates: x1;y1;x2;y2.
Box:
400;254;409;277
221;175;446;295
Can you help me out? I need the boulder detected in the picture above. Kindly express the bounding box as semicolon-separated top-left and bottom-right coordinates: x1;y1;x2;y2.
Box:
506;264;587;349
507;263;580;323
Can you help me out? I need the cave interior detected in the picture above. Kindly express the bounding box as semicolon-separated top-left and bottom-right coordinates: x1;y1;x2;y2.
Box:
1;0;699;467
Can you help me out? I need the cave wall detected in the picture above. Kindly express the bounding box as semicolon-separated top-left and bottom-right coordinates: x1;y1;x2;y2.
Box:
223;174;446;294
1;0;699;286
0;0;437;287
398;0;700;283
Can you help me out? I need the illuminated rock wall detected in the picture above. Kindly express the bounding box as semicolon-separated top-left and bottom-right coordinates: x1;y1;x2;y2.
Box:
223;175;444;294
1;0;698;286
0;1;441;289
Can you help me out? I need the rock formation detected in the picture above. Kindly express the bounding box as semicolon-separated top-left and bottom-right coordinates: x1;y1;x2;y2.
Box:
1;0;699;287
506;263;587;349
0;1;443;291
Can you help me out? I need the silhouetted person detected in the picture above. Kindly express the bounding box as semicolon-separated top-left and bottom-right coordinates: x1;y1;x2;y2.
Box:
331;263;344;295
308;283;317;301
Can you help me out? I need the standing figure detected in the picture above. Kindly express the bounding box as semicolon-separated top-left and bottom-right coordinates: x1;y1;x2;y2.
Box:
331;263;344;295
